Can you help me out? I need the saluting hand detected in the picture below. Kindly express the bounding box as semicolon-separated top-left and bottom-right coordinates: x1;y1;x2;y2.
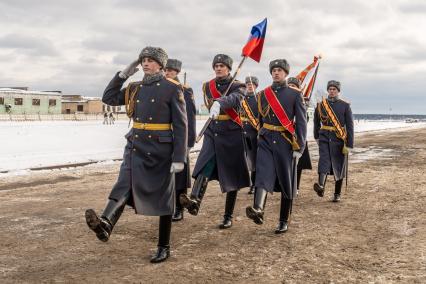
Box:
119;59;140;79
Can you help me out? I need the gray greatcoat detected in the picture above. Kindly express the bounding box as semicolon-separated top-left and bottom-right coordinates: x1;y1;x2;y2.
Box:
175;84;196;191
313;97;354;180
192;76;250;193
241;93;259;172
255;82;307;200
102;73;187;216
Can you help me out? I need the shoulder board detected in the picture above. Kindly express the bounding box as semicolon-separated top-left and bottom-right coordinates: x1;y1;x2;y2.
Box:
166;77;181;86
288;85;302;92
127;81;142;90
232;80;245;87
338;98;351;104
183;84;191;89
129;81;142;87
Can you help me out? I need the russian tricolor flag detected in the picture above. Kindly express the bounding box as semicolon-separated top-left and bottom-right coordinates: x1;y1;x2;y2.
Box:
241;18;267;62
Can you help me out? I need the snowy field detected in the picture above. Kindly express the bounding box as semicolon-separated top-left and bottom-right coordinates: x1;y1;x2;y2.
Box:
0;119;425;173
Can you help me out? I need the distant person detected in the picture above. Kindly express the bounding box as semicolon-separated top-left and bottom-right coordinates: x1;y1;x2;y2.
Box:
164;58;196;222
103;112;109;124
5;104;12;114
84;46;187;263
313;80;354;202
109;112;115;124
287;77;312;195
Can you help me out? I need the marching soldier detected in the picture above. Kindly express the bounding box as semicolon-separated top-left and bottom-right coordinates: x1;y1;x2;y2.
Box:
287;77;312;195
164;59;197;222
180;54;250;229
84;47;188;263
313;80;354;202
246;59;307;234
242;76;260;194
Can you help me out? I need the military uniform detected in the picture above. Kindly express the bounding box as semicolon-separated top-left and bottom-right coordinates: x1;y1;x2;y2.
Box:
241;76;260;194
180;54;250;229
246;59;307;233
85;47;187;263
287;77;312;193
164;59;197;222
313;80;354;201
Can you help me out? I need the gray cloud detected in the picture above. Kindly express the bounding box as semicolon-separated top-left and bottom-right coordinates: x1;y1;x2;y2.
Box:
399;2;426;14
0;34;58;56
0;0;425;114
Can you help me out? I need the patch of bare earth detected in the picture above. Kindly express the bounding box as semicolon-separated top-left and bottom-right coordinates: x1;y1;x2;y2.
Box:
1;127;425;283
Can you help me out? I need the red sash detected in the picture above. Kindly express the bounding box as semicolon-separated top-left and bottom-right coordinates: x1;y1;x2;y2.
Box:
263;86;296;135
208;79;242;126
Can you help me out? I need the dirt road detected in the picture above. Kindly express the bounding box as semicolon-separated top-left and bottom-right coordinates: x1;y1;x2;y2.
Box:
1;127;425;283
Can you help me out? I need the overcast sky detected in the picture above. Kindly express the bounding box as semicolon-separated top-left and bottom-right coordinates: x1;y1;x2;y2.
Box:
1;0;425;114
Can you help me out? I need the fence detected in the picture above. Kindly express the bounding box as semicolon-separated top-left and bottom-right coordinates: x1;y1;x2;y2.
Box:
0;113;210;122
0;113;129;121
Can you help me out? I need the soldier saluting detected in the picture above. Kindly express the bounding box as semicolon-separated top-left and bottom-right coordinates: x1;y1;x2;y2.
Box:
84;47;188;263
241;76;260;195
246;59;307;234
180;54;250;229
164;59;197;222
313;80;354;202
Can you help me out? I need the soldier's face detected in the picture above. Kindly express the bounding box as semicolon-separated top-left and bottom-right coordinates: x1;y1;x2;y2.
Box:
288;83;298;88
214;63;230;78
271;68;287;83
142;57;161;75
246;82;256;93
328;87;339;97
164;68;178;79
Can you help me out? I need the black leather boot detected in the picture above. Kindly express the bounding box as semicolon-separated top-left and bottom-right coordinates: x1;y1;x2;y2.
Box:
275;197;292;234
172;189;185;222
248;186;255;195
314;173;327;197
85;192;129;242
248;172;256;194
333;179;343;202
219;191;237;229
246;187;268;225
180;175;208;216
151;215;172;263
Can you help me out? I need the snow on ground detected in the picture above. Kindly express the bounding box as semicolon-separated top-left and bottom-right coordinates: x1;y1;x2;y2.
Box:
0;119;425;173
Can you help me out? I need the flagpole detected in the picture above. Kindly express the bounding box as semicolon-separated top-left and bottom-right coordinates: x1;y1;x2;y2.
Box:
307;60;320;101
195;56;248;143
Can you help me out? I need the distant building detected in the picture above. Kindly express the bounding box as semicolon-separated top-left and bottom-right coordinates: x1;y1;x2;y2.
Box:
0;88;62;114
61;95;103;114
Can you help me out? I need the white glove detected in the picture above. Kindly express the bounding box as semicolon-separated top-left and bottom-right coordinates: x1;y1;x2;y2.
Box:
293;151;303;159
170;162;185;173
315;139;319;146
209;101;221;119
119;59;140;79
